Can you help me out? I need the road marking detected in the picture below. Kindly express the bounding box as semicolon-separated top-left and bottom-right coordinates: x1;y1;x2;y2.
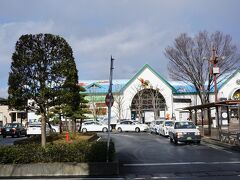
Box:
123;161;240;166
97;137;101;141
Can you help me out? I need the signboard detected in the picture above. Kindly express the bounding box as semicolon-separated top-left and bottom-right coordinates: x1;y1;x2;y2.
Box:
105;93;114;107
85;95;106;102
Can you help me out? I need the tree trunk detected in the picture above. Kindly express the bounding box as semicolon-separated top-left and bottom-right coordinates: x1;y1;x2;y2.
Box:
41;112;47;148
207;108;212;136
72;118;76;136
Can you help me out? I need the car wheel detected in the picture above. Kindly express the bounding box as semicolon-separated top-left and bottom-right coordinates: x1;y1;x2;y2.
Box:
3;135;6;138
135;127;140;133
102;127;108;133
174;138;178;144
118;128;122;132
17;132;21;138
82;128;87;133
196;140;201;144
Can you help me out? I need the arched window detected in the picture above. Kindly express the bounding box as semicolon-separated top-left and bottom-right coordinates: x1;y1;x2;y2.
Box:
232;89;240;100
131;89;166;111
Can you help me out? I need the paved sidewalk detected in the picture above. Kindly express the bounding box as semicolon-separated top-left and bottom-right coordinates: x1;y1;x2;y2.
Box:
202;136;240;152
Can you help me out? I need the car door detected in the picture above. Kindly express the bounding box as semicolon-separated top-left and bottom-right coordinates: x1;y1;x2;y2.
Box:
85;122;95;131
94;122;102;131
129;121;136;131
120;121;129;131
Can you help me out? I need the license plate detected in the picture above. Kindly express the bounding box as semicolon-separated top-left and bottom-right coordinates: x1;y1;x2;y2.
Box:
187;137;192;140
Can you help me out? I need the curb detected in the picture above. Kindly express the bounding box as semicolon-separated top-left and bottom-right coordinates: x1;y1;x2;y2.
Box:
202;137;240;152
0;162;119;177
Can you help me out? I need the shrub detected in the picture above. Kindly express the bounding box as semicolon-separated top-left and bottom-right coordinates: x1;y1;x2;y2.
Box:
87;141;115;162
0;141;115;164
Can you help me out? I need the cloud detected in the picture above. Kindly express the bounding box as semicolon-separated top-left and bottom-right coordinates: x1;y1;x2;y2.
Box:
0;20;56;96
0;0;240;96
0;87;8;98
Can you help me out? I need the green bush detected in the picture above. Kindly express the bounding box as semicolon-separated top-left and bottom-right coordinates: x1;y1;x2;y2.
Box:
0;141;115;164
87;141;115;162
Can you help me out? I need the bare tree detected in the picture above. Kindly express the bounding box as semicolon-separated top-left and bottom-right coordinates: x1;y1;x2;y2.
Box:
130;79;152;123
113;93;125;122
149;87;161;120
165;31;240;105
130;84;144;123
88;84;99;120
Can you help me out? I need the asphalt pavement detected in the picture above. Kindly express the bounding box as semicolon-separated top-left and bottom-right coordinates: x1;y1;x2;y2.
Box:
0;135;27;146
99;132;240;179
1;132;240;179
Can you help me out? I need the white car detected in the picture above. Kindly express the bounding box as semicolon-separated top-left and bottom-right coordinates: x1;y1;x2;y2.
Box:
168;120;201;144
27;123;54;136
149;119;164;134
81;121;110;133
116;120;149;133
158;120;174;136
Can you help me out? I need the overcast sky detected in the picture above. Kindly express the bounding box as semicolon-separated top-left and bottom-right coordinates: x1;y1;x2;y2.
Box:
1;0;240;98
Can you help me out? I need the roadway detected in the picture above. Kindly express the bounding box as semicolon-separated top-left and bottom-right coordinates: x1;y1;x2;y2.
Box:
99;132;240;179
1;132;240;179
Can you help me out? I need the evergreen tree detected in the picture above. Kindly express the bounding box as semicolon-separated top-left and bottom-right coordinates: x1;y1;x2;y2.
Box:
8;33;79;147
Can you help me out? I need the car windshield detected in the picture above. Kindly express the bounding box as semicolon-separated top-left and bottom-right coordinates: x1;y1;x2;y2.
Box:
175;121;196;129
165;121;173;126
4;123;18;128
156;121;163;125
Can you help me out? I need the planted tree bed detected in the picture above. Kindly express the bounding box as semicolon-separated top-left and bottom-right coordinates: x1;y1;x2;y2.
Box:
0;133;115;164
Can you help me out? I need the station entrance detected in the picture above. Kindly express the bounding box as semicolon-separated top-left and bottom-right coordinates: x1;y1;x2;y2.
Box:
130;88;166;123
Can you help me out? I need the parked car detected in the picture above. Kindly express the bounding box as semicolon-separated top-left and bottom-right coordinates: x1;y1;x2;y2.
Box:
169;120;201;144
81;121;110;133
2;123;27;138
116;120;149;133
26;123;54;136
158;120;174;136
149;119;164;134
50;124;60;133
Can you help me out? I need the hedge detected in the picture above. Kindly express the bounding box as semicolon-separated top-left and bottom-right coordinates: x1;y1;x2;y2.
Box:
0;141;115;164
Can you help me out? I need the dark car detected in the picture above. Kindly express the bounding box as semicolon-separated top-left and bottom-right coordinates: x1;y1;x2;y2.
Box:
2;123;27;138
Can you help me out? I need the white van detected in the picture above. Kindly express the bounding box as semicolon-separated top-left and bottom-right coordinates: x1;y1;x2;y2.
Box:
27;123;54;136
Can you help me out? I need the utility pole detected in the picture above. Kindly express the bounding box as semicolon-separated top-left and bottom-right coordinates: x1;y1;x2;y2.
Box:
210;47;220;102
106;56;114;163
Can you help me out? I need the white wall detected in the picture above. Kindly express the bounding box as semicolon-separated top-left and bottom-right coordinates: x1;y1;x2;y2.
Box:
219;71;240;100
121;67;173;120
0;105;11;125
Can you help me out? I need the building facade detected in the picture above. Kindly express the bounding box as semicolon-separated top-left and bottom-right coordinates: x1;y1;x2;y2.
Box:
81;64;240;124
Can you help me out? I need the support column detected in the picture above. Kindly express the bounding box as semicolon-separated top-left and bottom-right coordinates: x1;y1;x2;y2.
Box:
195;109;198;125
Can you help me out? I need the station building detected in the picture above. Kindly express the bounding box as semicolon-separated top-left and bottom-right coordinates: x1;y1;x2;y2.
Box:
80;64;240;125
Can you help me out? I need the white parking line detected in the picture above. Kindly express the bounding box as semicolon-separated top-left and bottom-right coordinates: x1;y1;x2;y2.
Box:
123;161;240;166
97;137;101;141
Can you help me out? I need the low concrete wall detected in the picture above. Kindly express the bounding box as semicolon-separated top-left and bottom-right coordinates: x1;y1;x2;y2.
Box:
0;162;119;177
